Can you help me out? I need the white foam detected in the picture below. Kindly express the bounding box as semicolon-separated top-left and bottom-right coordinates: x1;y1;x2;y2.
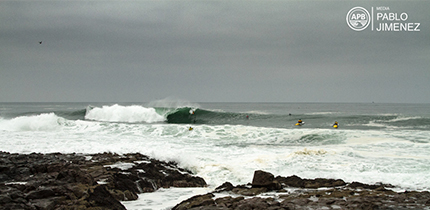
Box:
1;121;429;192
85;104;165;123
104;162;136;170
306;112;339;115
0;113;65;131
122;187;211;210
385;116;422;122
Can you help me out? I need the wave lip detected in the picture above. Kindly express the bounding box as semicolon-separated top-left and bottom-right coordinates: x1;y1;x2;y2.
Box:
85;104;165;123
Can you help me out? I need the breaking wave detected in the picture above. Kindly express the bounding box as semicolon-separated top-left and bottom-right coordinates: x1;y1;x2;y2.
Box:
85;104;165;123
0;113;66;131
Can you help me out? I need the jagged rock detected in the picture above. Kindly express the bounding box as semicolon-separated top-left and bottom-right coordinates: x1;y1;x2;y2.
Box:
112;173;140;193
275;175;304;188
137;178;158;192
232;187;267;196
32;197;64;210
87;185;126;210
214;182;234;192
0;152;207;210
25;188;56;200
235;198;267;210
109;189;138;201
348;181;394;190
173;170;430;210
3;153;430;210
172;193;215;210
251;170;281;190
275;175;345;189
252;170;274;187
214;196;244;208
0;194;12;203
303;178;346;188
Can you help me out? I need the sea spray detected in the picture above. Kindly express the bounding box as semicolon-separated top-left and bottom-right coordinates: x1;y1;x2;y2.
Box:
1;102;430;198
0;113;65;131
85;104;165;123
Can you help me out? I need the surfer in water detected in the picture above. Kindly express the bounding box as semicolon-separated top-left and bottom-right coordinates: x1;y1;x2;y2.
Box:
333;121;339;128
190;109;196;123
295;119;304;126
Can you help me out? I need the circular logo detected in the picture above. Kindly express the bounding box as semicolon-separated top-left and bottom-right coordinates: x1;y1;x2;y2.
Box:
346;7;371;31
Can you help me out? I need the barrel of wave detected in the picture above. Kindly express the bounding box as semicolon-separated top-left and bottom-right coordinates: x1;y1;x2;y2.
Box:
166;107;198;124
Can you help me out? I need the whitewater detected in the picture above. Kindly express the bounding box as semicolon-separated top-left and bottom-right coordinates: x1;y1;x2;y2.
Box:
1;102;430;209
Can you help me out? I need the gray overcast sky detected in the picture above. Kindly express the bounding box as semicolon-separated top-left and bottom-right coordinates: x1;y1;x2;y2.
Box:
1;1;429;103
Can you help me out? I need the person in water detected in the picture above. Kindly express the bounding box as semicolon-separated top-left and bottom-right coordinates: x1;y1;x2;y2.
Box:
190;110;196;123
297;119;303;124
333;121;339;127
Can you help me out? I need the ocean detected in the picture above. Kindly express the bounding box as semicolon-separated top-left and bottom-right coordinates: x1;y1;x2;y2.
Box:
1;102;429;209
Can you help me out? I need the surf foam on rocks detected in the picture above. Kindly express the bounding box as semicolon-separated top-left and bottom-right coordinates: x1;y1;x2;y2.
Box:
173;170;430;210
0;152;206;209
2;152;429;210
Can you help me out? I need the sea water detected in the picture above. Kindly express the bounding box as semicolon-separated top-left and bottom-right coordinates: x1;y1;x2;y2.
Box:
1;102;429;209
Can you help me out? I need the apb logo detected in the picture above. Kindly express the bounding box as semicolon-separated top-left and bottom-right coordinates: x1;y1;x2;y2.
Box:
346;7;371;31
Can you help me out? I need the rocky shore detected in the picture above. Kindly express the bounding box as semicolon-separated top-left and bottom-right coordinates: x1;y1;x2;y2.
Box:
1;152;429;210
174;170;430;210
0;152;206;209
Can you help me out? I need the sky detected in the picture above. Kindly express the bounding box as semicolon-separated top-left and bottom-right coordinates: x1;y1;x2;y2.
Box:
1;1;429;103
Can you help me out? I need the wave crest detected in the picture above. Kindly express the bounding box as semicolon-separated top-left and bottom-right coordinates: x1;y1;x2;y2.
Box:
0;113;65;131
85;104;165;123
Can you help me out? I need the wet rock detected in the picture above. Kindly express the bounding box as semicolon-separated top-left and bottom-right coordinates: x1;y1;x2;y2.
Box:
275;175;345;189
173;170;430;210
251;170;281;190
232;186;267;196
137;178;158;192
214;196;244;208
303;178;346;188
87;185;126;210
32;197;64;210
25;188;56;200
275;175;304;188
0;151;207;210
214;182;234;192
235;197;272;210
252;170;274;186
112;173;140;193
348;181;394;190
172;193;215;210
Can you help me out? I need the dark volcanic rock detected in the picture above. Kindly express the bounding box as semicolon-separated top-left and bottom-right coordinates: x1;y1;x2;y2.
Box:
214;182;234;193
251;170;274;187
87;185;126;210
25;188;56;200
275;175;346;188
173;170;430;210
0;151;207;210
275;174;305;188
172;193;215;210
251;170;281;191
